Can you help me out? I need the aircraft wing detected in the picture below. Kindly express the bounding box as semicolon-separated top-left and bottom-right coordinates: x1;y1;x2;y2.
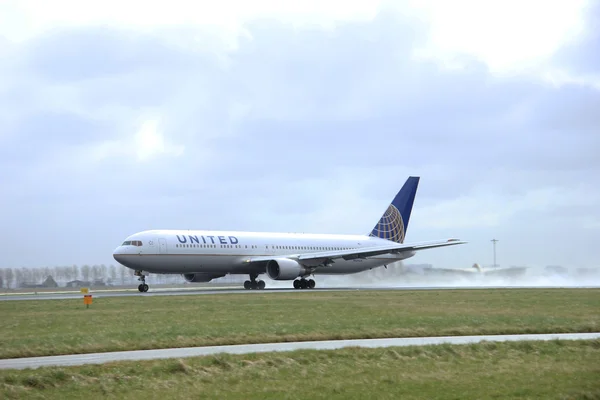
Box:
244;238;466;264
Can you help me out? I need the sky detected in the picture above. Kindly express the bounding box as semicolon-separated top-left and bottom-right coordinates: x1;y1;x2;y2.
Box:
0;0;599;271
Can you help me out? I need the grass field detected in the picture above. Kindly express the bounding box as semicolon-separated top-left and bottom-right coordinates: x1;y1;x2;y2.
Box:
1;288;599;359
1;340;599;399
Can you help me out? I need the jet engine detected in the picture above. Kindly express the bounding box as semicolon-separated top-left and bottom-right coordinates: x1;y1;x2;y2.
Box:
182;273;226;283
266;258;308;280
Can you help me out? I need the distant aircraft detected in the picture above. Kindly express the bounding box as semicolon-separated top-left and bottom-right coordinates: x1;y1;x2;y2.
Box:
415;263;528;278
113;176;466;292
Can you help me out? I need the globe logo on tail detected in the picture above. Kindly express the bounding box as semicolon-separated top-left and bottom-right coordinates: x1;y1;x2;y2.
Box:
370;204;406;244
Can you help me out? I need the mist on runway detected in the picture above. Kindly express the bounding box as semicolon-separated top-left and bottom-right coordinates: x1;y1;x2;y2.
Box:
263;262;600;289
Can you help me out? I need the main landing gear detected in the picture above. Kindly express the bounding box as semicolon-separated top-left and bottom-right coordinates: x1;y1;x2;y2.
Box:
294;278;315;289
135;270;149;292
244;274;266;290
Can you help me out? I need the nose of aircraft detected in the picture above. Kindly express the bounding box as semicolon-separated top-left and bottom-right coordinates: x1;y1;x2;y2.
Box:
113;246;126;265
113;243;140;268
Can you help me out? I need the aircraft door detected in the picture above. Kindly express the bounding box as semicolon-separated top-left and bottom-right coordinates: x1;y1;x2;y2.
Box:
158;238;167;254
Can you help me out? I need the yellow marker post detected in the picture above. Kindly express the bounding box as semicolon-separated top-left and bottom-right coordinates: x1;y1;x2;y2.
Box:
83;294;93;308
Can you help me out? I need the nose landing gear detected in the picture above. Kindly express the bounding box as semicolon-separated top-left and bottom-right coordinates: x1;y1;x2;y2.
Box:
135;270;149;292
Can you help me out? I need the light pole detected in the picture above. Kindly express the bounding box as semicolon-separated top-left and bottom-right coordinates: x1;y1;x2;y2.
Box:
491;238;499;268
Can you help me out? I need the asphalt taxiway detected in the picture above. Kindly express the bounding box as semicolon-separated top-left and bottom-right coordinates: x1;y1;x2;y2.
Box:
1;332;599;370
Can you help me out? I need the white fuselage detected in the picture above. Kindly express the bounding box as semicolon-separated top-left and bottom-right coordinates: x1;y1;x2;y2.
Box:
112;229;415;276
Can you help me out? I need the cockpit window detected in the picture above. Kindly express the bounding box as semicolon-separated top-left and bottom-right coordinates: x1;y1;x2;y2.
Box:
122;240;142;246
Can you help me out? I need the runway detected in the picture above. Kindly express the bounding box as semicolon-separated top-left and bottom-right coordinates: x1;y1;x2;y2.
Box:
1;286;392;301
2;285;598;301
1;332;598;370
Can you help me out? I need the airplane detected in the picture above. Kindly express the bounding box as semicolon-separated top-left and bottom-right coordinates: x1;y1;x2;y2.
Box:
113;176;467;292
409;263;528;278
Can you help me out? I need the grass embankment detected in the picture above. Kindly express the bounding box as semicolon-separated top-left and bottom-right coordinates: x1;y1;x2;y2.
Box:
1;289;598;359
1;340;599;399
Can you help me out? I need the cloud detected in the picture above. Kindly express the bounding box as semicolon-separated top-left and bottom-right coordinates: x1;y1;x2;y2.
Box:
410;0;590;74
0;1;598;271
89;119;185;162
416;183;600;230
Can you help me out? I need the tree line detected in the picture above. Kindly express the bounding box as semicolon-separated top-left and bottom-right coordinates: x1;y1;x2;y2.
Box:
0;265;187;289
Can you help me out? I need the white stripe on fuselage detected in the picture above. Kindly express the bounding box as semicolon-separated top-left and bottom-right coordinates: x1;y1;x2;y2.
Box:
113;230;412;275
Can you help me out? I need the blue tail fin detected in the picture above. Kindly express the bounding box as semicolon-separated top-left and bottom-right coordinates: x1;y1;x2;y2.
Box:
369;176;420;243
